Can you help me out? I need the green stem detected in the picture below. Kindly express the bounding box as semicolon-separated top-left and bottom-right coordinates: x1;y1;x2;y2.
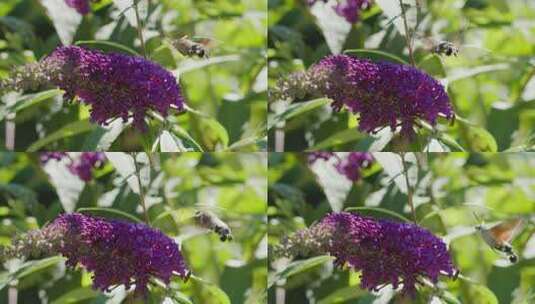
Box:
133;0;147;58
132;152;150;225
398;0;415;66
345;206;412;223
400;153;417;223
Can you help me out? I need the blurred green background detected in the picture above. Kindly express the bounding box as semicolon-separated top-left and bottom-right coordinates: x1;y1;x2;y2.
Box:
0;152;267;303
268;152;535;303
268;0;535;152
0;0;267;151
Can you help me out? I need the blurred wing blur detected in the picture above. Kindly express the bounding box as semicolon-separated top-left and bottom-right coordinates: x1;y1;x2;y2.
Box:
488;218;525;243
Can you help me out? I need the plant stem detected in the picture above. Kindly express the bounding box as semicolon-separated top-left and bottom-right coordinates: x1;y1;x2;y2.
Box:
133;0;147;58
398;0;415;66
132;152;150;224
8;284;17;304
274;101;287;152
400;153;417;223
5;116;15;151
275;128;285;152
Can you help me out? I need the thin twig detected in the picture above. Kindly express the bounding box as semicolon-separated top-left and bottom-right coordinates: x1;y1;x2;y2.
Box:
400;153;417;223
398;0;415;66
132;152;150;224
133;0;147;58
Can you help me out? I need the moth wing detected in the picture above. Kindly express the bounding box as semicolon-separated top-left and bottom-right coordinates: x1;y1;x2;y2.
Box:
192;36;222;47
488;218;525;243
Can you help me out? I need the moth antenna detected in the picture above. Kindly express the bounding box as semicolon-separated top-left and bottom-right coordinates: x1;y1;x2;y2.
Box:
472;212;483;225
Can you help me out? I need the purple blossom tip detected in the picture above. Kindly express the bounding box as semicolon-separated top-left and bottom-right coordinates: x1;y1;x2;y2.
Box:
42;46;186;131
65;0;91;14
308;0;372;23
278;212;457;294
335;152;373;181
308;152;374;182
40;152;106;182
307;152;335;164
40;152;68;164
47;213;190;294
67;152;106;182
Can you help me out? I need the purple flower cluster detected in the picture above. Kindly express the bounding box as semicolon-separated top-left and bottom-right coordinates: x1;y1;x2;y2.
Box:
40;152;105;182
68;153;106;182
335;152;373;181
65;0;90;14
278;212;457;294
42;46;185;131
308;152;373;182
308;55;454;137
307;0;372;23
46;213;190;294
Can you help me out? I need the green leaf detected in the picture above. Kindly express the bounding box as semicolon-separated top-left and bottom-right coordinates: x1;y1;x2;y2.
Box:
318;286;367;304
268;98;330;130
75;40;141;56
0;184;38;205
344;206;411;222
418;120;465;151
159;130;188;152
418;54;446;77
344;49;409;65
151;44;177;69
82;119;127;151
11;256;64;281
105;152;149;194
77;207;143;223
50;287;99;304
0;271;9;291
0;0;21;16
0;89;63;122
170;126;205;152
187;106;230;149
469;285;499;304
112;0;147;28
191;275;231;304
375;0;417;37
27;119;95;152
465;126;498;152
268;256;333;289
40;0;82;45
225;135;266;151
445;63;510;85
372;152;417;194
200;119;230;150
177;55;241;74
310;1;351;54
308;128;364;150
309;156;353;212
42;157;85;212
170;293;193;304
457;119;498;152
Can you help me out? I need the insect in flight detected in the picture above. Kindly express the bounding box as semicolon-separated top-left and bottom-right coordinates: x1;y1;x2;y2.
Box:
474;214;525;263
432;40;459;57
170;35;215;59
419;35;460;57
194;210;233;242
